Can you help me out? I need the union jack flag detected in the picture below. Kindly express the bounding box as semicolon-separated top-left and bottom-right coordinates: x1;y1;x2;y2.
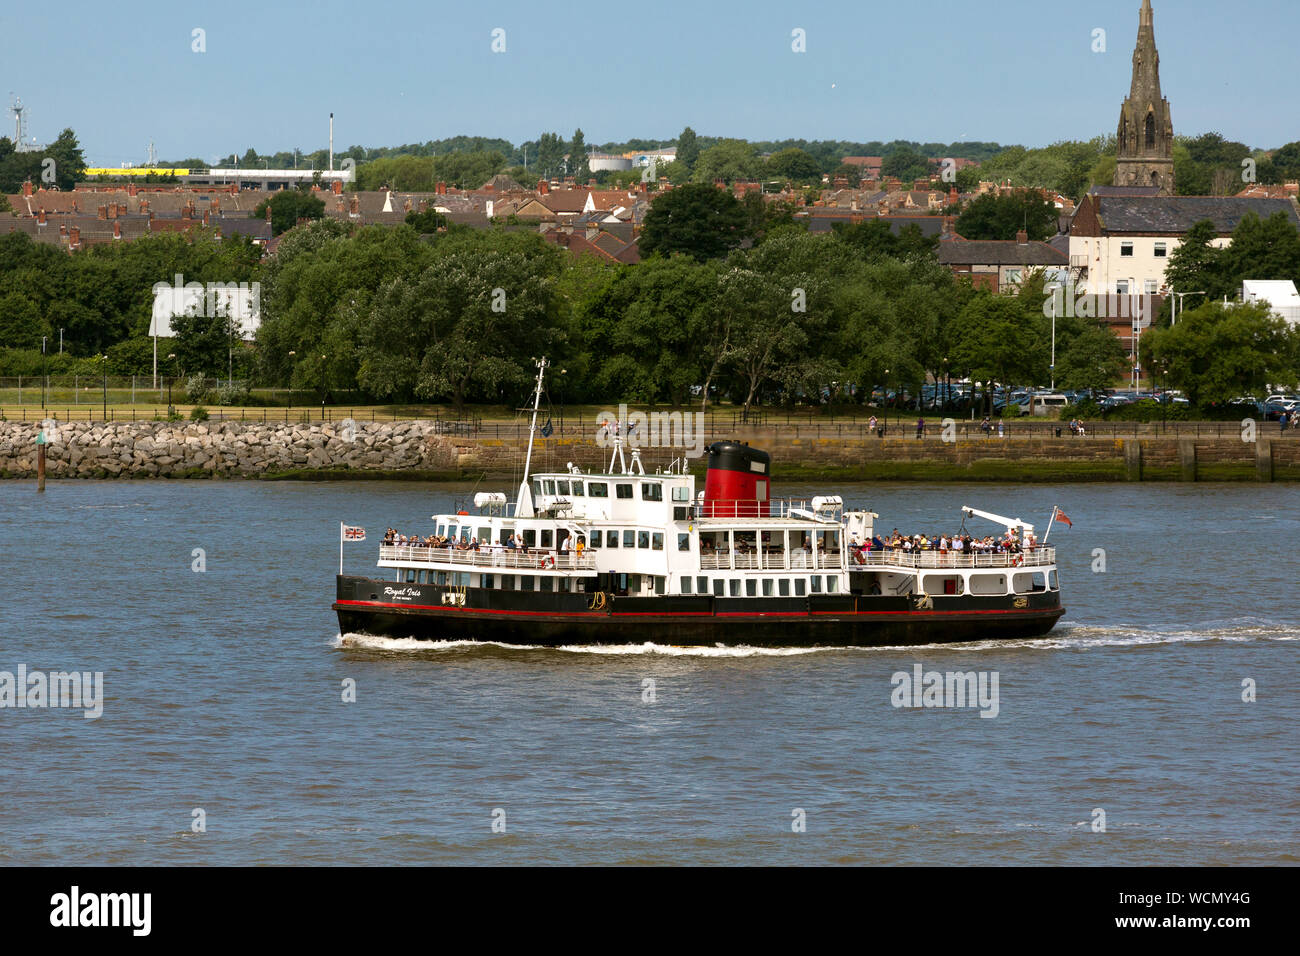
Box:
341;524;366;541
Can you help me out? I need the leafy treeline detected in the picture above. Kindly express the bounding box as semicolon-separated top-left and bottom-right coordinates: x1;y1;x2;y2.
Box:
242;217;1136;413
0;229;261;376
0;130;87;193
959;133;1300;202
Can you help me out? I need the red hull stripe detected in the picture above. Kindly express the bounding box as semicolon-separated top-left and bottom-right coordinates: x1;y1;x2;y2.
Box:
335;599;1063;620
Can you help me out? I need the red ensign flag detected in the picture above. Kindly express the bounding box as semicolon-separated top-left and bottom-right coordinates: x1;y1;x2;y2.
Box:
1054;508;1072;528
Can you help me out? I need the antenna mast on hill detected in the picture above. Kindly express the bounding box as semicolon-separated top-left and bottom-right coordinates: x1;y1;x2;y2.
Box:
9;94;37;152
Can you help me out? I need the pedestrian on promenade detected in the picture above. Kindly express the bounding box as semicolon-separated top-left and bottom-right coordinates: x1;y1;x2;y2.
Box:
997;419;1005;439
915;417;926;439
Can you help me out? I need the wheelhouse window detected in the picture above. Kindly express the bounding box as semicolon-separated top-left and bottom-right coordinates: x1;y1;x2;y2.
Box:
616;484;634;499
671;486;691;502
652;533;664;551
544;480;556;495
642;482;662;501
638;531;650;549
588;482;609;498
607;530;619;548
556;480;570;495
623;530;636;548
570;482;584;496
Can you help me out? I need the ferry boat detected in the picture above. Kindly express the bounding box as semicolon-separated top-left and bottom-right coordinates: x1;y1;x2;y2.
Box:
334;360;1066;647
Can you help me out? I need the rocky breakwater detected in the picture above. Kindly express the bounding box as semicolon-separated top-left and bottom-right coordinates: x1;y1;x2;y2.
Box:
0;419;468;478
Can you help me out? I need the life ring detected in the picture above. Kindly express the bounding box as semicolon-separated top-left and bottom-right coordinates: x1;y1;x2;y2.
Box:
540;554;556;570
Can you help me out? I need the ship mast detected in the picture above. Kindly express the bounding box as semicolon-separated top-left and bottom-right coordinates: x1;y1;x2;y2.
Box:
516;357;549;518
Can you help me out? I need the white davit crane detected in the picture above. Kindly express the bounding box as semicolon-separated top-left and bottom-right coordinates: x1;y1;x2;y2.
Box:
961;506;1035;545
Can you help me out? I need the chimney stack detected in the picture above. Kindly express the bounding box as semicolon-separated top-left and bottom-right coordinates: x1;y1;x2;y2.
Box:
22;180;33;197
37;209;46;224
69;226;80;248
332;179;343;195
436;181;447;195
113;221;122;239
97;205;107;220
537;179;549;195
1016;229;1028;244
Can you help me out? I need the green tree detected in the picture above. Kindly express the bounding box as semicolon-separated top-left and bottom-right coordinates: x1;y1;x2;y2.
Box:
955;190;1058;241
640;184;750;262
1054;323;1128;392
253;190;326;237
536;132;565;180
677;127;700;172
0;291;44;349
766;148;822;183
1142;301;1296;406
569;129;590;184
881;146;930;183
691;139;763;184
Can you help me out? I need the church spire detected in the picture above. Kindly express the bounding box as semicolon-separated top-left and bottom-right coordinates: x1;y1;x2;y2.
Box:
1114;1;1175;195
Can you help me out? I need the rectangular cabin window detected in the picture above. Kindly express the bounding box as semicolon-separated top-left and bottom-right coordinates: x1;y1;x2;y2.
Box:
521;576;535;591
616;483;634;499
557;480;570;495
480;574;493;588
478;527;490;542
405;569;417;583
746;579;757;597
652;533;664;551
729;579;741;597
607;530;619;548
570;482;584;497
779;579;790;596
559;578;571;593
436;524;446;537
642;483;662;501
655;576;666;595
762;579;774;596
811;575;822;593
588;532;600;549
437;571;448;586
532;479;543;499
638;531;650;549
447;525;458;540
502;575;515;590
623;530;636;548
681;576;692;594
794;579;806;596
540;577;553;592
712;579;725;596
544;480;556;495
827;576;838;593
697;576;708;593
498;529;512;546
678;533;691;552
671;485;691;502
588;482;608;498
523;530;536;548
541;530;554;549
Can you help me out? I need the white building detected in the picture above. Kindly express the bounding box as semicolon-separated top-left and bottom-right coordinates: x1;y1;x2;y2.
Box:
1242;280;1300;325
1068;194;1300;296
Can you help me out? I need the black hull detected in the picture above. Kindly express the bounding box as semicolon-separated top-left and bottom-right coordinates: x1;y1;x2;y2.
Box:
334;575;1065;648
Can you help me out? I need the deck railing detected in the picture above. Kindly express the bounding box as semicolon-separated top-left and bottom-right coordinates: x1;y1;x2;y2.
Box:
378;544;596;571
699;549;838;571
852;547;1056;570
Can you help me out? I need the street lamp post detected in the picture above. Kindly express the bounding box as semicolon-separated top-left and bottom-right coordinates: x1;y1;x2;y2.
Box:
1171;290;1207;326
167;353;176;412
1050;296;1056;391
41;336;46;410
287;350;296;410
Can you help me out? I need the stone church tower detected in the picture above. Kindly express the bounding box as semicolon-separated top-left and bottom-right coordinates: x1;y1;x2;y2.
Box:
1114;0;1175;195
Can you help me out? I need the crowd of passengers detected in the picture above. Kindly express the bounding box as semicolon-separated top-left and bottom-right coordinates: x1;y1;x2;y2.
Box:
382;527;587;555
848;528;1039;563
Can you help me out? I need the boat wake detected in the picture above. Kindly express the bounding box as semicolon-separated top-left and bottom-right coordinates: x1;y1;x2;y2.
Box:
335;620;1298;657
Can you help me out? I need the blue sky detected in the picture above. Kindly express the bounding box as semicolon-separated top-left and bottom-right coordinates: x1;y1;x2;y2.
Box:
3;0;1296;165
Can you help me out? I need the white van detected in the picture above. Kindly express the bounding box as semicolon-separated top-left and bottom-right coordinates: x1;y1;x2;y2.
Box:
1031;394;1070;417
